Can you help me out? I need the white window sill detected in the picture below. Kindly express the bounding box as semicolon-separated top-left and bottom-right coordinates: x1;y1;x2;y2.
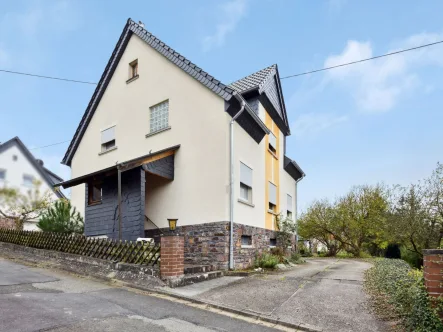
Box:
146;126;171;138
269;245;277;248
267;209;278;215
268;149;278;159
238;198;255;208
98;146;118;156
241;245;253;249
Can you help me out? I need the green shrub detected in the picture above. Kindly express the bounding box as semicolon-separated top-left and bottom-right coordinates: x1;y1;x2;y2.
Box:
270;247;286;263
254;252;280;269
37;200;84;234
289;252;305;264
385;243;401;259
299;243;312;257
336;251;354;258
365;258;443;331
400;246;423;268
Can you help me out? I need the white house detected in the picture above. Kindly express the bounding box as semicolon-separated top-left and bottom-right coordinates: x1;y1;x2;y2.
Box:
0;137;65;231
56;19;305;269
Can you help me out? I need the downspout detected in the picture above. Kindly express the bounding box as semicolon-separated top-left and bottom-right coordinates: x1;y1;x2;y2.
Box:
294;175;305;249
229;97;246;270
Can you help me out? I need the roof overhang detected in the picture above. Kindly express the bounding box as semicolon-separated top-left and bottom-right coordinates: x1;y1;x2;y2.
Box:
56;145;180;189
284;156;305;182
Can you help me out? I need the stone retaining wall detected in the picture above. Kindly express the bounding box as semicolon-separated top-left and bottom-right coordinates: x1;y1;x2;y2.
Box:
0;242;164;288
145;221;295;270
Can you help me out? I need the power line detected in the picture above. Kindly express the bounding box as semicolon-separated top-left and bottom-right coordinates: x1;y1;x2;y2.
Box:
29;140;71;150
280;40;443;80
0;69;97;85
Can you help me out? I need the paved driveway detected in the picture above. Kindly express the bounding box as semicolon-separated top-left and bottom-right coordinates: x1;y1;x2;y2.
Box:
0;258;280;332
171;259;387;332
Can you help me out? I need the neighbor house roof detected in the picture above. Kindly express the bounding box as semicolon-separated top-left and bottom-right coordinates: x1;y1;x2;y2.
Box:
284;156;305;181
62;19;270;166
0;137;65;198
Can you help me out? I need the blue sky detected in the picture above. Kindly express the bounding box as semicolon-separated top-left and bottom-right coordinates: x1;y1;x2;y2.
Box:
1;0;443;211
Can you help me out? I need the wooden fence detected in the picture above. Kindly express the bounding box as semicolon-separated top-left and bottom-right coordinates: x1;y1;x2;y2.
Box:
0;229;160;266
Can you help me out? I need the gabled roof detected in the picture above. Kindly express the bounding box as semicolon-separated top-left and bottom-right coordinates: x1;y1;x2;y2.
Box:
230;64;290;135
0;137;65;198
62;19;270;166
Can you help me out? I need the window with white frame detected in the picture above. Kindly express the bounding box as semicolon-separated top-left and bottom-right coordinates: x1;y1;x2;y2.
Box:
150;100;169;133
240;162;253;203
268;182;277;212
101;126;116;153
287;194;293;219
23;174;34;187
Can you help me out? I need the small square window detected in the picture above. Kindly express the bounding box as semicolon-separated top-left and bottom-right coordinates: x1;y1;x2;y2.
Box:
287;211;293;219
0;169;5;180
12;155;18;161
23;174;34;187
129;59;138;79
241;235;252;246
88;182;102;205
270;238;277;247
150;100;169;133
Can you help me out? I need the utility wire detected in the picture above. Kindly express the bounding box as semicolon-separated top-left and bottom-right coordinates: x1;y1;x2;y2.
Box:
29;140;71;150
280;40;443;80
4;39;443;152
0;69;97;85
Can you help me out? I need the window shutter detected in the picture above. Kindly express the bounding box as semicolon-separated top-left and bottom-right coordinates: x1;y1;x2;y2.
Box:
287;194;293;212
101;127;115;144
240;162;252;187
269;182;277;205
269;132;277;150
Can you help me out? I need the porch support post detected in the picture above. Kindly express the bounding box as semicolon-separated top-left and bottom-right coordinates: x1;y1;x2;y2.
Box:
118;167;122;240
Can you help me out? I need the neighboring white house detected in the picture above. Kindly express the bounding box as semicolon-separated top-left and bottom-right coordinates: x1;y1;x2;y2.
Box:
0;137;65;231
57;19;305;269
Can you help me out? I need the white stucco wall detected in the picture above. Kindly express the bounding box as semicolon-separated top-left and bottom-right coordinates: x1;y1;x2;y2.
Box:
233;120;266;228
71;34;230;228
279;134;297;220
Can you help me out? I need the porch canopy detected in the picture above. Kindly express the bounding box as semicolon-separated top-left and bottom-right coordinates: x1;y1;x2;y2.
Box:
55;145;180;189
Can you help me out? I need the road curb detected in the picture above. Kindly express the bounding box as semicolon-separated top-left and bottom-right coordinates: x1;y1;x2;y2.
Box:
115;280;323;332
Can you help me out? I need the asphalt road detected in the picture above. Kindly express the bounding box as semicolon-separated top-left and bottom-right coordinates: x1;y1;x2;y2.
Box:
0;258;282;332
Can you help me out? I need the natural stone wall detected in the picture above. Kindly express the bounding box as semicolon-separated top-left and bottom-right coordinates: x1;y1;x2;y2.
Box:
85;167;145;241
0;241;164;288
146;221;295;270
146;221;230;270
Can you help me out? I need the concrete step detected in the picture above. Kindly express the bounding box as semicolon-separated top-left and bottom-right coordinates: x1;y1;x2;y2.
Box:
184;264;217;274
178;270;224;287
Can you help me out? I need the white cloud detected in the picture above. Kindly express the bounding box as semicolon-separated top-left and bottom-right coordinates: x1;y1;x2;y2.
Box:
324;32;443;112
292;113;348;138
202;0;248;51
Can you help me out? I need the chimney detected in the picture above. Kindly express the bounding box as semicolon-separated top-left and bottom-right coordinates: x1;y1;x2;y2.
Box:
138;21;145;28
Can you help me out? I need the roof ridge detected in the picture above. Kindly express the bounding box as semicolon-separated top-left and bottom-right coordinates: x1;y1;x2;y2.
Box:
228;64;276;86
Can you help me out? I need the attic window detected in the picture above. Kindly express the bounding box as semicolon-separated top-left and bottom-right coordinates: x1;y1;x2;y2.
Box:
129;59;138;80
12;155;17;161
101;126;117;153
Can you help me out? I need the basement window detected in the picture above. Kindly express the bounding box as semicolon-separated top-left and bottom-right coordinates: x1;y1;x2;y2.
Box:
88;182;102;205
241;235;252;247
270;238;277;247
